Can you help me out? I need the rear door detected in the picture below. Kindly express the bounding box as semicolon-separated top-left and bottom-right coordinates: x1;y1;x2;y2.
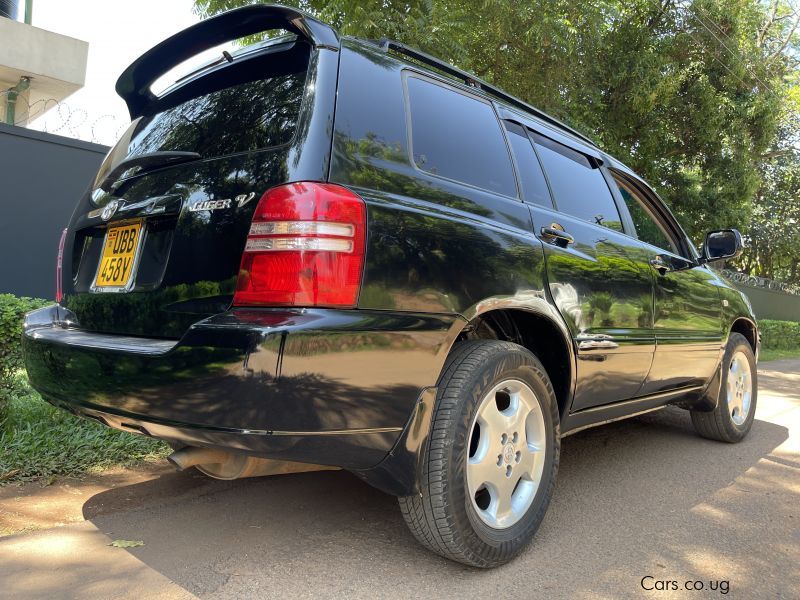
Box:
506;122;656;410
61;38;324;339
608;172;723;393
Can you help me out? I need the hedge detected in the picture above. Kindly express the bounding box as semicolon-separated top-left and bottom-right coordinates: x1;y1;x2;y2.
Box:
759;319;800;351
0;294;50;423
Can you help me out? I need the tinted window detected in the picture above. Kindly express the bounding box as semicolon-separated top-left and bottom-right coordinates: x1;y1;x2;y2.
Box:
532;133;623;232
128;72;305;158
96;48;308;186
613;176;678;253
407;76;516;196
505;122;553;207
334;48;408;158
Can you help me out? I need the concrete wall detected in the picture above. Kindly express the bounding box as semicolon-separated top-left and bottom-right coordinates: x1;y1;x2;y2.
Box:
0;18;88;125
732;283;800;323
0;123;107;299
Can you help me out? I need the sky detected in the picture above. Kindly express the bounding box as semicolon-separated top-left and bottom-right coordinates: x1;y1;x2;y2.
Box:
28;0;231;146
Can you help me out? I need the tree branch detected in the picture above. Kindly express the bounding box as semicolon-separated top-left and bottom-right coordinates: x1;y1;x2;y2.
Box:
757;0;779;48
769;11;800;60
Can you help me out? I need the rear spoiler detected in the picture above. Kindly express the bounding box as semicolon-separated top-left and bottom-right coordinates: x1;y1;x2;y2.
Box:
115;4;339;118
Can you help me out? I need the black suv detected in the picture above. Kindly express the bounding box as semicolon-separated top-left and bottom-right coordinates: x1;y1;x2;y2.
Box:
23;5;759;567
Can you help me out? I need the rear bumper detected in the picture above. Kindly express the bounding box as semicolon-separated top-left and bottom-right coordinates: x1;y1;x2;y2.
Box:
23;305;460;479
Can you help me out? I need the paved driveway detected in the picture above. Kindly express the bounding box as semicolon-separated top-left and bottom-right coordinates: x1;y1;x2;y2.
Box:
2;360;799;599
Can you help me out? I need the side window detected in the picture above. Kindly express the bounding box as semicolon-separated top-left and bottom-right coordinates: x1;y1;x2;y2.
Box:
612;175;678;254
532;133;623;232
504;122;553;208
406;76;516;197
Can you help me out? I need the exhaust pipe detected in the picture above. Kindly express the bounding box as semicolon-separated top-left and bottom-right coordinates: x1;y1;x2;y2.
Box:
167;446;230;471
167;446;340;480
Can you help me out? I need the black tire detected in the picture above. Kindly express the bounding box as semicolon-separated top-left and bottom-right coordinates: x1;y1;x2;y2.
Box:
398;340;560;568
690;332;757;443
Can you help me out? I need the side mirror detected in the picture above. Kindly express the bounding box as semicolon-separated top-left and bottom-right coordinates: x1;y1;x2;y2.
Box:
701;229;743;263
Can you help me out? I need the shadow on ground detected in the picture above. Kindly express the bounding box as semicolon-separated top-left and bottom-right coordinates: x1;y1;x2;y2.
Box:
3;363;799;599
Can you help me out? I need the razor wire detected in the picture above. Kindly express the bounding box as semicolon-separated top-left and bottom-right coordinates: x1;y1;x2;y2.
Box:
0;90;127;146
720;269;800;296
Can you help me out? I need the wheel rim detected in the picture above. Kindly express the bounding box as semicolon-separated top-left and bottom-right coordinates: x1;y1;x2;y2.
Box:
466;378;546;529
727;351;753;426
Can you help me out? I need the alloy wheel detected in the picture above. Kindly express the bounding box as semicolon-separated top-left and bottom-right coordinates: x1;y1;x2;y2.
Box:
466;379;546;529
727;351;753;426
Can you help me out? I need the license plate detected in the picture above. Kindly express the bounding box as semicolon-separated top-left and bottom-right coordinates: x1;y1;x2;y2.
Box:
94;221;143;289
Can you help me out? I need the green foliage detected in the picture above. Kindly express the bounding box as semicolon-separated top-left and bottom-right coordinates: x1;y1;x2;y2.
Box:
739;115;800;285
0;371;169;483
759;347;800;361
759;319;800;351
0;295;49;423
194;0;799;249
0;294;168;481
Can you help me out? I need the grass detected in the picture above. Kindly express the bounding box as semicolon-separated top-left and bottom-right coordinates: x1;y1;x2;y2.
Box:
0;371;169;484
0;338;795;486
759;347;800;363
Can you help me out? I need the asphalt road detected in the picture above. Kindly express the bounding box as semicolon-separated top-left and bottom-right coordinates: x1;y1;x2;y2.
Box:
2;360;799;599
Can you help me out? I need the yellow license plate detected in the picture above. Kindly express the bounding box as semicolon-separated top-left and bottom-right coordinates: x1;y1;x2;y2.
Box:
94;221;143;288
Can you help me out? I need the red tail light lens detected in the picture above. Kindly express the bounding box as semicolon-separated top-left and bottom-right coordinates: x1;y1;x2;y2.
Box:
56;228;67;303
233;182;366;307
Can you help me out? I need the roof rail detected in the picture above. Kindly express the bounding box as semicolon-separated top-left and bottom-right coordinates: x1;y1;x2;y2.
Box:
377;39;597;148
117;4;339;118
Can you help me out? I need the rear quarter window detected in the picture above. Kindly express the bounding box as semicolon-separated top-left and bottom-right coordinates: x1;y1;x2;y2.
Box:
406;75;516;197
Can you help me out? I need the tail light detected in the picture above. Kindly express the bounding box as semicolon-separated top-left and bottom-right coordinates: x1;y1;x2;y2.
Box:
233;182;366;307
55;228;67;303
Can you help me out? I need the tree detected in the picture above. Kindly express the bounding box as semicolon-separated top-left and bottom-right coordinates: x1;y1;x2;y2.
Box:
739;115;800;284
193;0;798;250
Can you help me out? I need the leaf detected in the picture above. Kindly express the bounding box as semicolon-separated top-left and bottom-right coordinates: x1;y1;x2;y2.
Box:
109;539;145;548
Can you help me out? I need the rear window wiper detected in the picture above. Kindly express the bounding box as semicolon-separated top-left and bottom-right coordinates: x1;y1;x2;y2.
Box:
98;151;201;191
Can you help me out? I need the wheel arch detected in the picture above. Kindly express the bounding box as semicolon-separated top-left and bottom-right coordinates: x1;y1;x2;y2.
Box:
686;316;759;414
730;317;759;356
360;303;577;498
452;305;576;420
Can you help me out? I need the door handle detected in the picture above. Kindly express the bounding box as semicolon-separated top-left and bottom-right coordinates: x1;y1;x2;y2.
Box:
540;223;574;247
650;255;671;274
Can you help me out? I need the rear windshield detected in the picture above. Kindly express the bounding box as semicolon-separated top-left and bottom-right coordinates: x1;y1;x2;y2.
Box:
128;72;306;157
95;43;309;187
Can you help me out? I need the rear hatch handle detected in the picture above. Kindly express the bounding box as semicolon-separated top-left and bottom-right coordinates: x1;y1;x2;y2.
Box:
98;151;201;191
115;4;340;118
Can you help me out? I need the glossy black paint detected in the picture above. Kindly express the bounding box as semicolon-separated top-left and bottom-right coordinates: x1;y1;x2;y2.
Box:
62;39;339;339
116;4;339;118
643;258;724;393
24;305;460;472
332;41;541;317
531;204;656;410
23;17;760;498
329;36;757;457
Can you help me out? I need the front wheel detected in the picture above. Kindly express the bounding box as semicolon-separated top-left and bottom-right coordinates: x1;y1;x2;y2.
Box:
690;332;757;443
398;340;559;567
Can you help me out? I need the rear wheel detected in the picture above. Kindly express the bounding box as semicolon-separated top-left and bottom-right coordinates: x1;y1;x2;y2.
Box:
690;332;757;443
398;340;559;567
